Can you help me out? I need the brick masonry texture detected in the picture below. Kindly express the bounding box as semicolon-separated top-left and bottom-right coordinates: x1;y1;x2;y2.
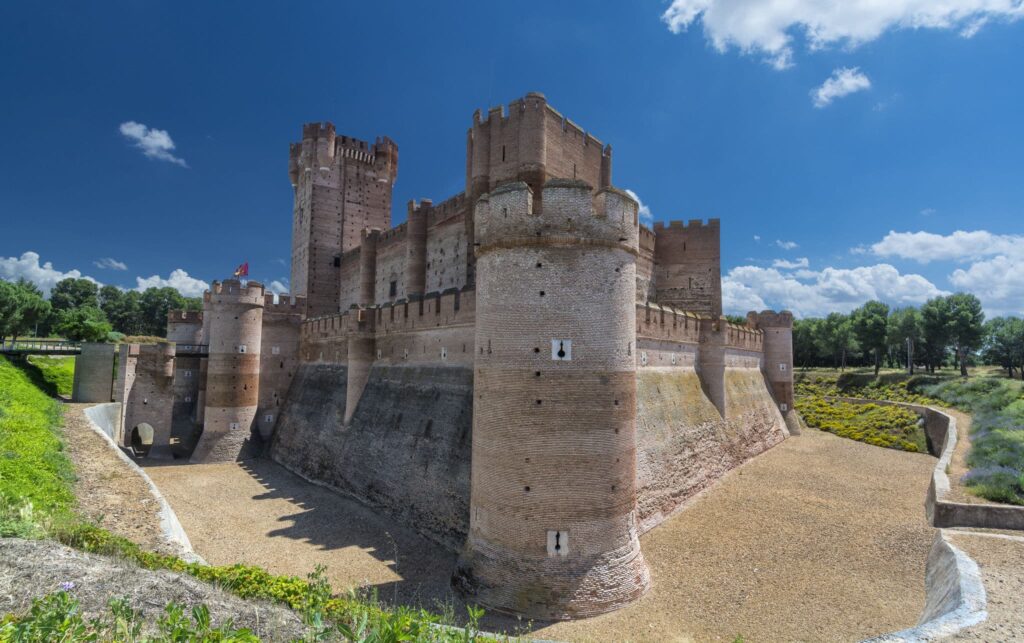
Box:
131;92;796;621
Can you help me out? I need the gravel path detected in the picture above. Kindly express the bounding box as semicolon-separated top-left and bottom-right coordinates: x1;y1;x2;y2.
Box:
146;428;937;641
538;427;937;643
62;403;175;556
143;458;458;611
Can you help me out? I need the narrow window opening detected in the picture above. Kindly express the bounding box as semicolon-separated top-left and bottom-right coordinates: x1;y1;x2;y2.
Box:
501;145;506;162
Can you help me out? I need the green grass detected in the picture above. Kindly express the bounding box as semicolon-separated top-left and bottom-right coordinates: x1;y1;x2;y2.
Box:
25;356;75;398
0;355;500;641
0;356;76;538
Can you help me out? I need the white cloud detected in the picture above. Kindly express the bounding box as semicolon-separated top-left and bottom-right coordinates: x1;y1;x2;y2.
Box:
0;251;99;296
920;208;937;216
869;229;1024;263
93;257;128;271
776;239;799;250
135;269;208;297
268;279;290;294
624;189;654;224
772;257;810;269
119;121;188;167
661;0;1024;68
723;263;947;317
950;255;1024;316
812;67;871;108
753;235;761;242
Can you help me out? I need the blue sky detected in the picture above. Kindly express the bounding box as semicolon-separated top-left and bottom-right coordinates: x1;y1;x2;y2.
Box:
2;1;1023;317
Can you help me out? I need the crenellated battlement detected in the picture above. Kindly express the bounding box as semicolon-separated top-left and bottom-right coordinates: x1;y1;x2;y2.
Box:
653;218;721;231
635;302;704;344
208;279;266;306
167;310;203;323
748;310;794;329
263;293;307;315
724;321;764;352
474;179;639;252
378;220;408;245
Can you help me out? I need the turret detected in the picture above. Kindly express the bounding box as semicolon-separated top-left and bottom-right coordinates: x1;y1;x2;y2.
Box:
358;228;381;306
193;279;266;463
404;200;429;299
748;310;795;412
455;180;650;619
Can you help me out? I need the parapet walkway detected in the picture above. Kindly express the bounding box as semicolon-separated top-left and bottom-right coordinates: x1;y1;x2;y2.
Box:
146;429;938;641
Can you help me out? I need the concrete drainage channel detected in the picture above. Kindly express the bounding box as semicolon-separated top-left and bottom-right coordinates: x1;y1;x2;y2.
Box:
82;402;204;564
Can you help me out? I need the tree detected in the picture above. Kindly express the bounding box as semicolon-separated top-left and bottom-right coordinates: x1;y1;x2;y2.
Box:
793;318;820;368
888;307;923;374
983;317;1024;378
50;277;99;313
139;287;189;337
53;306;112;342
946;292;985;377
0;280;21;342
815;312;857;370
921;296;951;373
0;279;51;343
852;301;890;375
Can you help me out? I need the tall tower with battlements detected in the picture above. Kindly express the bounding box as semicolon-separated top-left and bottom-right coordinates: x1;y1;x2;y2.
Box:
464;92;612;286
289;123;398;317
455;179;650;619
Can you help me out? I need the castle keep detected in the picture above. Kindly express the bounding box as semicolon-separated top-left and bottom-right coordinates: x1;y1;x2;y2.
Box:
89;93;795;620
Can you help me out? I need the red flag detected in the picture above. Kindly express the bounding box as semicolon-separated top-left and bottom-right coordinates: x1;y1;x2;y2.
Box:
233;262;249;278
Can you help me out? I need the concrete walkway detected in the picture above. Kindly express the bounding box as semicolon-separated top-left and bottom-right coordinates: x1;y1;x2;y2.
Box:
146;428;938;642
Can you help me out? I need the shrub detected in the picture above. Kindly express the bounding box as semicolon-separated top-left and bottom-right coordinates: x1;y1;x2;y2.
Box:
794;396;926;453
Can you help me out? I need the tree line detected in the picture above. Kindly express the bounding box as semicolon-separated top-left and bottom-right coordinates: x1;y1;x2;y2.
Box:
794;292;1024;379
0;277;202;343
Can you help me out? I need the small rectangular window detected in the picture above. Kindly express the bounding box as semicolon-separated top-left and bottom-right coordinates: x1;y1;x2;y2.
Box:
265;414;274;423
229;422;240;430
389;281;397;297
779;363;787;372
238;344;247;354
272;346;280;355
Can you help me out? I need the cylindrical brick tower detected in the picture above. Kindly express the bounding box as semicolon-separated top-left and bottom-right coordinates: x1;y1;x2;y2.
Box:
358;228;380;306
455;179;650;619
404;200;429;299
192;279;265;463
750;310;795;413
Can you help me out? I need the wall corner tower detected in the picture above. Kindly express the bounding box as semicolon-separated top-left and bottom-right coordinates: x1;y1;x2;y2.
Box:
455;179;650;619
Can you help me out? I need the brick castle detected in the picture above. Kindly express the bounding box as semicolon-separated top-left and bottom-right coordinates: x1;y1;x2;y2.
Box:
72;93;796;620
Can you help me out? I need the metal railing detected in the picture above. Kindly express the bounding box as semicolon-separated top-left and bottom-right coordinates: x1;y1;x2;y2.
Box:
0;339;82;355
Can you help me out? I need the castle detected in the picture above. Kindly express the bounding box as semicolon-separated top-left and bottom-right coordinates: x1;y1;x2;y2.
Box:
72;93;796;620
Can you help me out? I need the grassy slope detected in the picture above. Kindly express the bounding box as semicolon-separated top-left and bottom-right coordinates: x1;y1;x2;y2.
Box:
25;355;75;398
0;356;76;537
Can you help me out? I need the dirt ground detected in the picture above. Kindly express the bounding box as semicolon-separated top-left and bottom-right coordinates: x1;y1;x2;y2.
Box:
62;403;176;556
147;428;939;642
